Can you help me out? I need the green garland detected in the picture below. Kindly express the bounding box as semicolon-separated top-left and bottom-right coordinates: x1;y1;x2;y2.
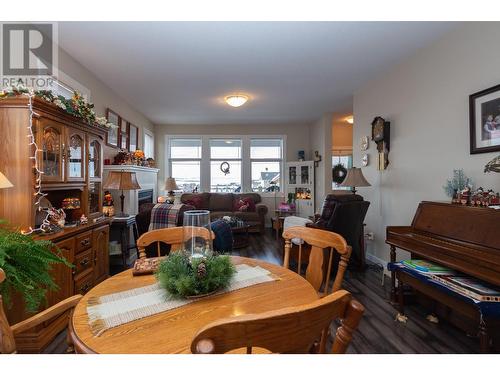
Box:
0;223;72;312
0;84;114;128
156;252;236;298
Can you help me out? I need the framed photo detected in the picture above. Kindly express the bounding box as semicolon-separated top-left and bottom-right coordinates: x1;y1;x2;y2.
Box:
470;83;500;154
105;109;120;148
129;124;139;152
120;119;129;150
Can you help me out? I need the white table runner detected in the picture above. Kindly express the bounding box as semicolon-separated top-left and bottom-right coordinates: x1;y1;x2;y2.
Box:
87;264;278;336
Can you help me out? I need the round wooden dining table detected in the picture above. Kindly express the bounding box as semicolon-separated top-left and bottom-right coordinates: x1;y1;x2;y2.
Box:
69;256;318;354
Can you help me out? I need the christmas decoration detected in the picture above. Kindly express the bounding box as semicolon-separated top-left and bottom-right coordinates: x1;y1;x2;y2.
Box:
156;251;235;298
0;84;117;129
443;169;474;198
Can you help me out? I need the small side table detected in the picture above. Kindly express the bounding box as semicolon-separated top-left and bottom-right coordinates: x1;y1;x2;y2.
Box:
271;216;285;241
109;216;138;272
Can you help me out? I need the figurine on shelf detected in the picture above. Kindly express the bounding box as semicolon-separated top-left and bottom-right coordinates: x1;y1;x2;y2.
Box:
133;149;145;166
102;190;115;217
460;186;471;205
80;214;88;225
146;158;156;168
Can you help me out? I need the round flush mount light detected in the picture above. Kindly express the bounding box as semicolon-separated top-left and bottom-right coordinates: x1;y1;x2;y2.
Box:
345;115;354;124
224;94;249;108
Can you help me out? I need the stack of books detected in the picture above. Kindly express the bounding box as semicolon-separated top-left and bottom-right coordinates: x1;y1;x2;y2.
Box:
400;259;500;302
431;275;500;302
401;259;455;275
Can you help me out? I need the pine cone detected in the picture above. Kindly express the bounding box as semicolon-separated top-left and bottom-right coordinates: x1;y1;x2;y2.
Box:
197;262;207;279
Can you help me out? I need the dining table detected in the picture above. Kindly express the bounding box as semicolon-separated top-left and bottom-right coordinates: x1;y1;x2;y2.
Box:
69;255;319;353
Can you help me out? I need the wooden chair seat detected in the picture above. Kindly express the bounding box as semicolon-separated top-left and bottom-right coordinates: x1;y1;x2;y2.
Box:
191;289;364;354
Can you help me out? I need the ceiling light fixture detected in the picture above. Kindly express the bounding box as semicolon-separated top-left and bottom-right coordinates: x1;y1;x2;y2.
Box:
225;95;249;108
346;116;354;124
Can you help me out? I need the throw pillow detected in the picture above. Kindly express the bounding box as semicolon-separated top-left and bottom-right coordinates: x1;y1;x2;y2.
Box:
234;197;256;212
185;196;203;209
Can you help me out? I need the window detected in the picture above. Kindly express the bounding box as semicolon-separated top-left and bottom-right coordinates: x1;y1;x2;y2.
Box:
169;138;201;192
210;139;241;192
250;138;283;192
167;136;285;193
332;154;353;189
144;131;155;159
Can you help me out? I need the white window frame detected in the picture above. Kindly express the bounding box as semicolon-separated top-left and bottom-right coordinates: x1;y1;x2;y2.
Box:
166;135;286;195
167;136;202;192
250;137;284;194
143;128;155;159
209;138;242;193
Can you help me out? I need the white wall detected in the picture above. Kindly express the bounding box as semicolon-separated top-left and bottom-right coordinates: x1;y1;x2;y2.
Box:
310;114;333;211
353;22;500;265
58;47;155;160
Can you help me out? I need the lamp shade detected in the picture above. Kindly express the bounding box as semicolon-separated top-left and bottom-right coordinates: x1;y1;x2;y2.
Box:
103;171;141;190
339;167;371;188
165;177;179;191
0;172;13;189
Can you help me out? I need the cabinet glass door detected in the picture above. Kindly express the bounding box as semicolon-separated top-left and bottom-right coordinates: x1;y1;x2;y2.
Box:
67;132;85;181
288;166;297;185
89;139;101;179
300;166;309;184
89;182;102;217
41;125;64;182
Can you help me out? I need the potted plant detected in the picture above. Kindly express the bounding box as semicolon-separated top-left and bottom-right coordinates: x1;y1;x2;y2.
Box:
0;222;71;312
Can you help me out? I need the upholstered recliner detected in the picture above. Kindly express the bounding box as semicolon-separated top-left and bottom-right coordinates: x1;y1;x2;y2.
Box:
308;192;370;269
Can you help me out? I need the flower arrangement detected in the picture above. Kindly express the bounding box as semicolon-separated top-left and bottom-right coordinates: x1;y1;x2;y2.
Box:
156;251;235;298
0;84;117;129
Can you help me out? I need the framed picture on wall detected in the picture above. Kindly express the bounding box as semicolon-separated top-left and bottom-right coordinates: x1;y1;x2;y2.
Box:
120;119;129;150
129;124;138;152
105;109;120;148
470;83;500;154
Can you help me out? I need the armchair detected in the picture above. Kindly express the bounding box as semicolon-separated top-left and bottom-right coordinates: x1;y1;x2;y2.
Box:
308;192;369;270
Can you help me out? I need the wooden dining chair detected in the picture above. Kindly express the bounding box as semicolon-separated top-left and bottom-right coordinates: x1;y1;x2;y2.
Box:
191;289;364;354
0;268;82;354
282;226;351;296
137;226;215;259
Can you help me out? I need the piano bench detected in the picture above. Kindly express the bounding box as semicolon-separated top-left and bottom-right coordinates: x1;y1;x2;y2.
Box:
392;265;496;353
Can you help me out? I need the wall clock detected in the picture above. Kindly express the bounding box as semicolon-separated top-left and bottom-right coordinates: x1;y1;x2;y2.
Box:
371;116;390;170
360;136;370;151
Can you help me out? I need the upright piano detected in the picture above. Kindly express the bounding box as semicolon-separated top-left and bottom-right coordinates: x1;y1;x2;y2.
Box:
386;201;500;352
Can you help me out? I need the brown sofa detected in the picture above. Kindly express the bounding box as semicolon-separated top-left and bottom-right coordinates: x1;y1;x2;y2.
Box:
181;192;268;233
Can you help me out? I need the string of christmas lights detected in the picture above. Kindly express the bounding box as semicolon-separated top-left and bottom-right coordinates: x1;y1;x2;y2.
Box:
21;93;51;235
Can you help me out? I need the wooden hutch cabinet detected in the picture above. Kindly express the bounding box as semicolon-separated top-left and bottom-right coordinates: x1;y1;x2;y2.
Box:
0;96;111;352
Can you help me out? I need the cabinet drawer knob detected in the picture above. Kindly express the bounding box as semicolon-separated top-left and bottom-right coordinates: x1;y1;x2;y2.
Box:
80;239;90;247
80;258;90;266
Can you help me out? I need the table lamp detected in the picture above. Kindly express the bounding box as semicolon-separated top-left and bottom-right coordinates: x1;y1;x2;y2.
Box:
0;172;13;189
339;167;371;194
165;177;179;204
103;171;141;217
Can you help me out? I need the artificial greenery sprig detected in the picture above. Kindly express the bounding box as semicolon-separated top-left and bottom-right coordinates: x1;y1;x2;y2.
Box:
0;223;71;312
156;251;236;298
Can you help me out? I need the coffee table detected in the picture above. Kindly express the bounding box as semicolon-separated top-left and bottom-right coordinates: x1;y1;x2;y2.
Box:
231;223;251;249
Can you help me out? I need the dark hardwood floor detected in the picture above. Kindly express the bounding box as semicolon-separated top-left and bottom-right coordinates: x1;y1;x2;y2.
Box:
44;228;479;354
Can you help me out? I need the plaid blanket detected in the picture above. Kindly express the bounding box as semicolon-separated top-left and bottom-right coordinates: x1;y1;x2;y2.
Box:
148;203;184;231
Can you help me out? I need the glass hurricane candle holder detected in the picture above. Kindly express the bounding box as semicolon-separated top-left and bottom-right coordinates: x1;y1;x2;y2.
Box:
183;210;213;258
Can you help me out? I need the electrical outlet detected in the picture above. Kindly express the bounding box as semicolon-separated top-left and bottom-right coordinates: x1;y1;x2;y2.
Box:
366;232;375;241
